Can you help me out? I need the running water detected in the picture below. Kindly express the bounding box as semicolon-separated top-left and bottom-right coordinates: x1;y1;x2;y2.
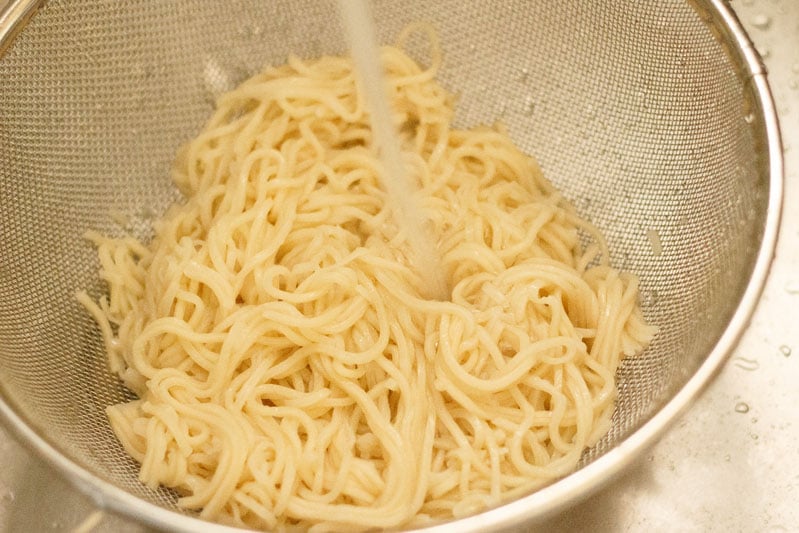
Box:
337;0;450;301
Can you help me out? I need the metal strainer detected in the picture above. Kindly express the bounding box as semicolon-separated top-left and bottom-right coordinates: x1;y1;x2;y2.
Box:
0;0;781;531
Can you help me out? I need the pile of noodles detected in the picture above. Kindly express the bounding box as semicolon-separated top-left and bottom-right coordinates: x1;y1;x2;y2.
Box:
79;28;654;532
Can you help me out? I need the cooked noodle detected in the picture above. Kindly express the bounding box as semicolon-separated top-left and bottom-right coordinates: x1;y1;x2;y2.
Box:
78;27;655;531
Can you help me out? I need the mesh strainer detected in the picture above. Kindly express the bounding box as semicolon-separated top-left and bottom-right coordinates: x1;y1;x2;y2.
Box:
0;0;781;531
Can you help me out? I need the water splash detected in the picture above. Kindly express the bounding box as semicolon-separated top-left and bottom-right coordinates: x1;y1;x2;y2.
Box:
338;0;449;300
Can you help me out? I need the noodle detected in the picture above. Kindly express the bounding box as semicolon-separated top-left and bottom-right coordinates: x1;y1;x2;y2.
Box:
78;28;655;531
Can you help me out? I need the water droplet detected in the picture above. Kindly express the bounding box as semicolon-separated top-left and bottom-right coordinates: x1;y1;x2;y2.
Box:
735;402;750;413
203;59;249;105
646;229;662;257
779;345;791;357
733;357;759;371
750;433;759;441
784;281;799;294
751;14;772;30
744;112;755;124
523;95;535;116
724;454;731;462
518;67;530;83
759;47;771;60
641;289;659;307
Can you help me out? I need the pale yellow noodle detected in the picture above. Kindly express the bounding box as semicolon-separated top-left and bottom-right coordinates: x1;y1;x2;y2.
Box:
78;29;656;532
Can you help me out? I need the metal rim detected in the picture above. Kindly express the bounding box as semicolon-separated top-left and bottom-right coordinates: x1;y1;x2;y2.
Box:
0;0;783;530
0;0;40;57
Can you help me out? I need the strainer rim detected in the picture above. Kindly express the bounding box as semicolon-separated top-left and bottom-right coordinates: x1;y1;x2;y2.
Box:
0;0;783;530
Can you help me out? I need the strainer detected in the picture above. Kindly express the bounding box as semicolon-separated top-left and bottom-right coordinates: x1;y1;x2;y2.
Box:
0;0;781;531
